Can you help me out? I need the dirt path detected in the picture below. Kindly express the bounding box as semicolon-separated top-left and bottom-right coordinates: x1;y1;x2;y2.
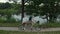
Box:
0;27;19;31
0;27;60;32
40;28;60;32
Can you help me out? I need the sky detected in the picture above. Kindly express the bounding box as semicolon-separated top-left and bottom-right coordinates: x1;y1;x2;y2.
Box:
0;0;9;3
0;0;21;3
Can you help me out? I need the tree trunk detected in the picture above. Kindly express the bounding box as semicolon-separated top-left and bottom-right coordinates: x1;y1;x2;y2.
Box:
21;0;24;23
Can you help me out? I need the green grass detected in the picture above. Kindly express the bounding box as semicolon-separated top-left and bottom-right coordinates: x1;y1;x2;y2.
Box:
0;22;60;27
0;22;20;27
0;30;60;34
40;22;60;28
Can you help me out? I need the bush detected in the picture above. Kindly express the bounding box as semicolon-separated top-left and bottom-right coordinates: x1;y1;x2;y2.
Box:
0;17;7;23
6;18;18;23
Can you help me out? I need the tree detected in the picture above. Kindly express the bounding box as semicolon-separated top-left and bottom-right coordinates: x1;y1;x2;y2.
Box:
0;2;19;20
25;0;60;22
41;0;60;22
21;0;24;23
9;0;25;23
25;1;41;16
0;2;12;9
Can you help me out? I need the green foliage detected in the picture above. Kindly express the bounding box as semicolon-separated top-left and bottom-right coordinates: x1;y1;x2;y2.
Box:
0;2;12;9
0;2;21;15
0;3;21;22
25;4;40;15
26;0;60;22
0;17;6;23
6;18;17;23
40;22;60;28
0;22;20;27
0;9;17;15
